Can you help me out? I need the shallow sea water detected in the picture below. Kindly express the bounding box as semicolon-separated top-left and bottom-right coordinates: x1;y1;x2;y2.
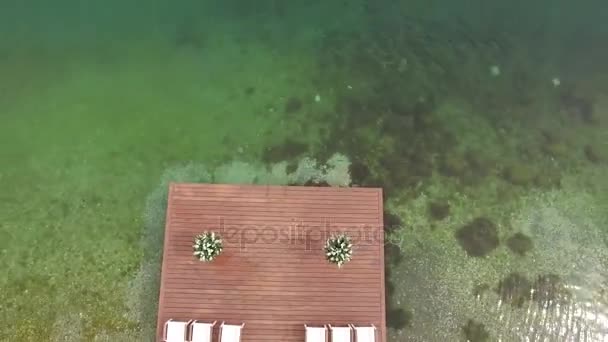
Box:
0;1;607;341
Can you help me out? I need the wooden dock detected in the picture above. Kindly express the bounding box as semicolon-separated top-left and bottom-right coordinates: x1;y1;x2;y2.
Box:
156;183;386;341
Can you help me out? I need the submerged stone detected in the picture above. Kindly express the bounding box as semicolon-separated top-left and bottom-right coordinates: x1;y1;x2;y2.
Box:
465;150;492;179
439;153;468;179
385;272;395;299
386;308;412;330
496;272;532;308
174;22;206;49
284;97;303;113
472;283;490;298
383;210;403;233
428;201;450;221
302;179;330;187
543;141;570;159
244;86;255;96
534;168;561;189
532;274;571;308
560;91;595;123
502;163;537;186
584;144;602;163
506;232;533;256
384;243;404;266
462;319;490;342
455;217;499;257
261;139;308;163
350;160;373;185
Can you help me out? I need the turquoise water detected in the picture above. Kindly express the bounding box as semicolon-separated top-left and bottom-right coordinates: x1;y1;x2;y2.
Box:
0;1;607;341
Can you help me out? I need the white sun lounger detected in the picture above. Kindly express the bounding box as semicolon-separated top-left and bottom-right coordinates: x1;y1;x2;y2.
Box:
350;324;377;342
219;322;244;342
189;320;216;342
163;319;192;342
305;324;328;342
329;324;352;342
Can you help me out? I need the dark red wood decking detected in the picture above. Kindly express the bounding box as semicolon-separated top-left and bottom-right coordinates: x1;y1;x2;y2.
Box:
156;183;386;342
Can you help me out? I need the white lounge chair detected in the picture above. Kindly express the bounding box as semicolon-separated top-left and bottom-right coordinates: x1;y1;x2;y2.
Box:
162;319;191;342
350;324;377;342
219;322;244;342
305;324;328;342
189;320;216;342
329;324;352;342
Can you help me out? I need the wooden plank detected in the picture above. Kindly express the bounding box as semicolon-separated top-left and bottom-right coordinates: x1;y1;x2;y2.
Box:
156;183;386;342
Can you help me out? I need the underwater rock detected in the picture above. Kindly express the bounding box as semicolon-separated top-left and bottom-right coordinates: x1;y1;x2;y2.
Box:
386;308;412;330
377;154;416;190
584;144;602;163
465;150;492;179
438;151;491;185
384;268;412;330
349;160;373;186
385;270;395;299
540;129;560;145
261;139;308;163
79;192;103;209
285;160;299;174
472;283;490;298
502;163;537;186
384;243;404;266
244;86;255;96
309;78;451;198
506;232;534;256
174;22;206;49
559;91;595;123
405;152;435;183
302;179;330;187
49;198;71;219
533;168;561;189
428;201;450;221
532;274;571;308
495;272;532;308
543;141;570;159
462;319;490;342
455;217;499;257
384;264;412;330
439;154;468;179
284;97;303;113
383;210;403;232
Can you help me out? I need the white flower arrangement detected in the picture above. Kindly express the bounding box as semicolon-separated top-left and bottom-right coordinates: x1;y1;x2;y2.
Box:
193;232;223;262
325;233;353;268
